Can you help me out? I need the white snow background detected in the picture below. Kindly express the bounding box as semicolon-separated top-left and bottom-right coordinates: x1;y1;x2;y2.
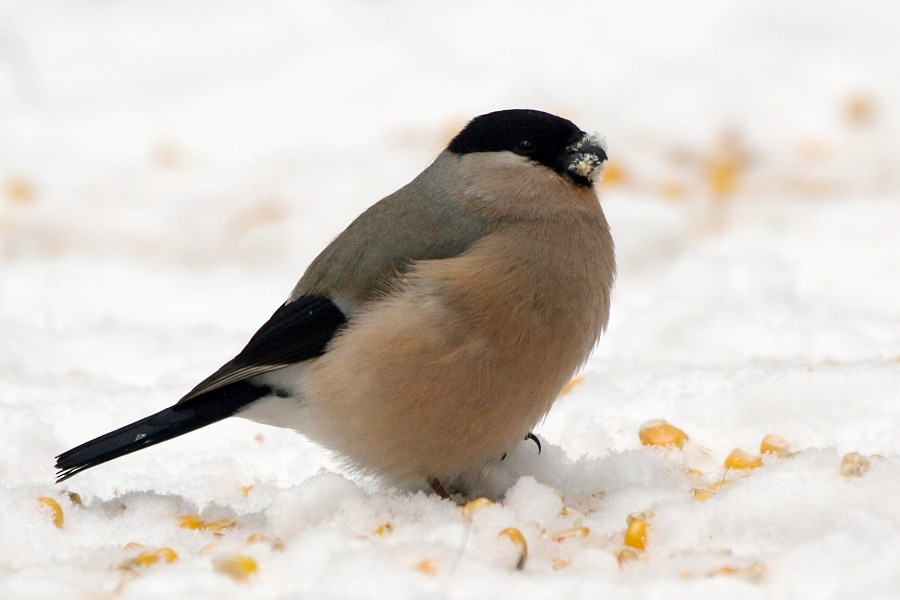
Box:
2;1;899;598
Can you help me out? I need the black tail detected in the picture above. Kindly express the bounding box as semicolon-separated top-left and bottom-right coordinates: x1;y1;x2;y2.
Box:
55;381;272;483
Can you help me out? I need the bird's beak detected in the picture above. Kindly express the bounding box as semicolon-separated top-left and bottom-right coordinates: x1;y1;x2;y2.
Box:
564;133;607;184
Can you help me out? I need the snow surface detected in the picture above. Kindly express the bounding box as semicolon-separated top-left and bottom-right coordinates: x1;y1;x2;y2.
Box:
2;1;899;599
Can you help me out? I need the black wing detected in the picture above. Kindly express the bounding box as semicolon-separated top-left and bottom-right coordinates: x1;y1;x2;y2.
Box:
178;294;347;403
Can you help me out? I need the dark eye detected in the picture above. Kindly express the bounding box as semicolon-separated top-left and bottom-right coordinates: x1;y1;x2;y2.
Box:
516;140;536;154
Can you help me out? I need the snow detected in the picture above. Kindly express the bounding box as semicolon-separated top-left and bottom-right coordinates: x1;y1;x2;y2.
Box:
2;1;899;598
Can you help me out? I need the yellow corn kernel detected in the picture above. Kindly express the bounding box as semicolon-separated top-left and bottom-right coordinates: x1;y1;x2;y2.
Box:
760;434;790;457
374;522;393;535
709;479;736;492
551;557;570;570
123;542;144;550
415;559;438;576
462;497;494;517
204;518;237;532
624;513;648;551
134;551;159;567
600;161;627;186
616;547;640;566
639;420;689;448
692;488;714;501
685;468;705;478
213;554;258;581
5;176;36;204
552;527;590;542
240;485;253;497
200;543;218;554
178;514;205;530
246;533;284;551
178;514;236;531
37;497;64;529
560;376;584;396
724;449;763;470
156;548;179;563
498;527;528;570
840;452;871;477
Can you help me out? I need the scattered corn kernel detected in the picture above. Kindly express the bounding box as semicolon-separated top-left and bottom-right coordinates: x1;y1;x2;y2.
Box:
5;176;37;204
37;497;64;529
840;452;871;477
205;518;237;532
600;161;627;186
240;485;253;497
178;514;205;530
552;527;590;542
200;543;218;554
132;547;178;567
178;514;236;531
124;542;144;551
374;523;393;535
156;548;178;563
760;434;790;457
498;527;528;570
213;554;258;581
551;557;570;570
685;468;705;478
616;547;640;566
415;559;438;576
560;376;584;396
246;533;267;545
65;491;83;506
709;479;736;492
724;449;763;470
692;488;714;502
462;497;494;517
639;420;689;448
135;551;159;566
624;513;648;551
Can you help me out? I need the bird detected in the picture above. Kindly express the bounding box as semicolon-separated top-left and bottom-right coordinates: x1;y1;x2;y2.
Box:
55;109;615;498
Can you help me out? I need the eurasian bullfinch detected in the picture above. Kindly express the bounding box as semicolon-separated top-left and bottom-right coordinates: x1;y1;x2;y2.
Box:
55;108;615;497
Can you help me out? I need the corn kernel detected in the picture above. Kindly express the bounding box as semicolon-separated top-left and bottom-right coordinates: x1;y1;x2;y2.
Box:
552;527;590;542
178;514;236;531
240;485;253;497
37;497;64;529
840;452;871;477
600;161;627;186
462;497;493;517
374;522;393;535
178;514;205;530
624;513;648;551
639;420;689;448
724;449;763;470
157;548;178;563
559;376;584;396
213;554;258;581
246;533;284;551
685;468;704;478
415;559;438;576
692;488;714;502
204;518;236;532
551;557;570;570
498;527;528;570
5;176;36;204
66;491;83;506
123;542;144;550
134;551;159;567
200;543;218;554
760;434;790;457
616;547;640;566
709;479;736;492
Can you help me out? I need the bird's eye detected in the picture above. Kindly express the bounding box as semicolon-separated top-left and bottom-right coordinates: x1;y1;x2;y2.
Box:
516;140;536;154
